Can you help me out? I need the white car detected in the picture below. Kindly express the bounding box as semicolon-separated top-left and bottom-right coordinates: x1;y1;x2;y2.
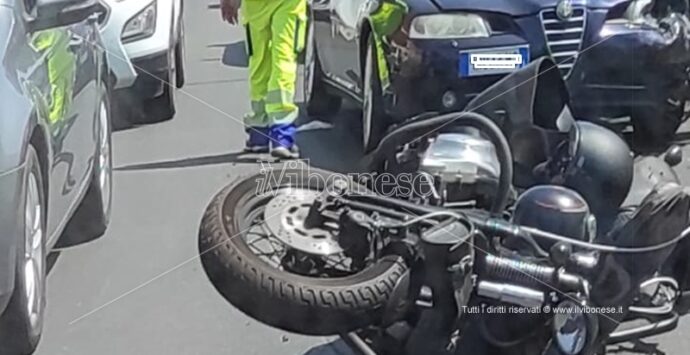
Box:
100;0;185;123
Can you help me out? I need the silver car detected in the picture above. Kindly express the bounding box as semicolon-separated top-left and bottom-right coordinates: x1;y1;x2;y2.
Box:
0;0;112;353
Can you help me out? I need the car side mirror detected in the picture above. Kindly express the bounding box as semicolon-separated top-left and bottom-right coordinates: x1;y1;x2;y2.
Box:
24;0;104;33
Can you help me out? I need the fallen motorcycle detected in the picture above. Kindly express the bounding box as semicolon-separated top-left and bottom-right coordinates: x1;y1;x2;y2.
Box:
198;58;690;355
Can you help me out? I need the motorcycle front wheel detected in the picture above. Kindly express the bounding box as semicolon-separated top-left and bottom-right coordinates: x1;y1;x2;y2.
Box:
198;168;409;335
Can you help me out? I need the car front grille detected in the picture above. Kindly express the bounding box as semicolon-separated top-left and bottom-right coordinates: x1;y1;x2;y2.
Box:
540;7;586;77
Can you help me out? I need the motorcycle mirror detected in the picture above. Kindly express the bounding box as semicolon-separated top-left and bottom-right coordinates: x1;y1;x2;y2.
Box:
553;299;588;355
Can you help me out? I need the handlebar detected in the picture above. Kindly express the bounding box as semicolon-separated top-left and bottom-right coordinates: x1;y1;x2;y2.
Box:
348;193;690;254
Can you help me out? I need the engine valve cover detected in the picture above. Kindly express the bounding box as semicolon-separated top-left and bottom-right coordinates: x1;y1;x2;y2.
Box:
419;133;500;184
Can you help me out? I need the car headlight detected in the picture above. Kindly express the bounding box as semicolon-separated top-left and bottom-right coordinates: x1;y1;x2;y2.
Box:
553;300;588;355
605;0;653;24
122;1;157;43
623;0;653;22
409;13;490;39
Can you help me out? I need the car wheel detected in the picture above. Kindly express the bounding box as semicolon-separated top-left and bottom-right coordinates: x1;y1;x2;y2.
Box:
142;46;177;123
175;21;185;89
302;12;341;120
0;146;46;355
145;75;176;123
361;35;390;152
110;92;133;131
59;85;112;247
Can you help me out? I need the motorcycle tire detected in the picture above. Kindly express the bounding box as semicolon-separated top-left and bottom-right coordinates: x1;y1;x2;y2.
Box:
198;168;409;335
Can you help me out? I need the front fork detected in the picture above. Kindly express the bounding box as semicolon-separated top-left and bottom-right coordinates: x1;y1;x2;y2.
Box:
401;220;475;354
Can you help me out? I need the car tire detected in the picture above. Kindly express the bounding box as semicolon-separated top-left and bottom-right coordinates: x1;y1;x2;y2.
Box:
361;35;390;152
175;21;185;89
143;69;176;123
110;95;133;131
0;146;47;355
139;41;178;124
302;12;341;120
59;84;112;247
631;99;686;148
198;168;409;335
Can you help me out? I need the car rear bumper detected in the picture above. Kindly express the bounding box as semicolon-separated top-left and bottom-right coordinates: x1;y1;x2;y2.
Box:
100;0;174;90
0;164;25;314
113;50;170;102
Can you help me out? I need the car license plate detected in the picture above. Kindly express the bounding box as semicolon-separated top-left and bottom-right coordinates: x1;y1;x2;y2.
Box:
459;46;530;77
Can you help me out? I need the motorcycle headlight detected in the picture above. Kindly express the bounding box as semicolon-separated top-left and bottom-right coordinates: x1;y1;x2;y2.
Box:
409;13;490;39
553;300;588;355
122;1;157;43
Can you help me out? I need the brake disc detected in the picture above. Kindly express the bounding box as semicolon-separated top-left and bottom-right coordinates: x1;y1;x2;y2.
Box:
263;188;344;256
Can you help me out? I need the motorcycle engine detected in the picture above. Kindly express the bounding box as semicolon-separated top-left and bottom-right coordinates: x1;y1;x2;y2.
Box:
418;133;501;204
480;185;596;347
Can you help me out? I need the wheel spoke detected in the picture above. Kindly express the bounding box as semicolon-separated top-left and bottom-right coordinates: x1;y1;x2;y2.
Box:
241;192;371;278
246;236;272;254
266;236;286;253
245;221;288;267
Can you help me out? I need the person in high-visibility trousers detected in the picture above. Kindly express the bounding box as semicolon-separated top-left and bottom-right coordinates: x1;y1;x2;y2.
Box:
221;0;306;159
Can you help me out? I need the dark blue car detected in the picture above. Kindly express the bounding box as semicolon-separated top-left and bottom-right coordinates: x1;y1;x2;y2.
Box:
303;0;690;150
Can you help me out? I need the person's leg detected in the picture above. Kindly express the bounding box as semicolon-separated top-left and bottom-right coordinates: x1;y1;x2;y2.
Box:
242;0;273;152
266;0;307;158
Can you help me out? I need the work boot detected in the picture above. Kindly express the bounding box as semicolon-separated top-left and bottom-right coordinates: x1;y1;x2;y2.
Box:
269;124;299;159
244;126;270;153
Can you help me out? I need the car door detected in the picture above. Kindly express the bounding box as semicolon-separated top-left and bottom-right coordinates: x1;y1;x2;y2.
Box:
311;0;334;72
311;0;336;81
315;0;368;96
18;0;100;237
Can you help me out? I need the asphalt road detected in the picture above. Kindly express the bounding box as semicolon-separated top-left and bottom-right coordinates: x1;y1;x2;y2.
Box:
32;1;690;354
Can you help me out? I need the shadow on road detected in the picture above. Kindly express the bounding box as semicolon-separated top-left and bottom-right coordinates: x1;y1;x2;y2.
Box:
115;106;365;173
114;152;264;171
207;41;249;68
296;109;364;173
185;78;247;86
47;252;61;274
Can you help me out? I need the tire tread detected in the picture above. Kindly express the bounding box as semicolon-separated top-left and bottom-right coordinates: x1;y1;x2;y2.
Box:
198;172;407;335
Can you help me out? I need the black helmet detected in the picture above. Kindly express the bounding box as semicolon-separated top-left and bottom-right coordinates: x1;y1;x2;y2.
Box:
513;185;594;249
563;122;633;218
